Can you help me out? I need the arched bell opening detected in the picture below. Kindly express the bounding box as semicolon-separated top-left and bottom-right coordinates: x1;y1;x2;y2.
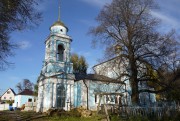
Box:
57;44;65;61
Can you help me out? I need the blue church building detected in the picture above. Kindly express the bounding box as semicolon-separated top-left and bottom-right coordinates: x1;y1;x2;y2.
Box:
36;5;156;112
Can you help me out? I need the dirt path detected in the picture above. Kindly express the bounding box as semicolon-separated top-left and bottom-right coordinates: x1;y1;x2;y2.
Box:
0;111;46;121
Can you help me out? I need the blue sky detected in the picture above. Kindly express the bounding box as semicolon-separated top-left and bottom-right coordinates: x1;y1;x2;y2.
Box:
0;0;180;94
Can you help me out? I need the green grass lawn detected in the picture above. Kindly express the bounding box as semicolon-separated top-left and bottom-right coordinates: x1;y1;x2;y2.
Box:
0;111;119;121
33;115;121;121
0;110;179;121
36;116;101;121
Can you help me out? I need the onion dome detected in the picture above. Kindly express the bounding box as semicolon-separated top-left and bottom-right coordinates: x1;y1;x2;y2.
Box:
50;20;68;35
114;44;122;54
50;2;68;35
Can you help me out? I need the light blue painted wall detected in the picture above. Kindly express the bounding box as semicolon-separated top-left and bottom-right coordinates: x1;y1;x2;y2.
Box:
74;82;81;107
13;95;35;108
88;81;126;108
73;80;132;110
13;96;19;107
73;79;156;109
20;95;34;106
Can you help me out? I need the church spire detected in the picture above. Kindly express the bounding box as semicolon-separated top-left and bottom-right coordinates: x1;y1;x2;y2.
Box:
50;0;68;32
58;0;60;21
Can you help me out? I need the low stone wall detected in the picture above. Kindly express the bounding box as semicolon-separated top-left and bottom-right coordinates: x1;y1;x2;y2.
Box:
25;102;37;111
0;104;9;110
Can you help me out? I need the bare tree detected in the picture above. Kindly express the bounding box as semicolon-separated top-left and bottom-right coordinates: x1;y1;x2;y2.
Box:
90;0;179;104
0;0;42;70
16;79;34;93
16;82;23;93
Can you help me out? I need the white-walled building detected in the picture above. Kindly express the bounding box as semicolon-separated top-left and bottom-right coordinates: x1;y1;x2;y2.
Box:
93;57;156;105
13;89;36;108
1;88;16;101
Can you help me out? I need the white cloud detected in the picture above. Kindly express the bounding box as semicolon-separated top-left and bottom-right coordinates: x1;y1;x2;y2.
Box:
36;1;53;11
151;11;179;27
79;19;96;27
71;48;75;53
71;48;91;57
78;51;91;57
24;57;34;62
158;0;180;14
18;41;32;50
151;10;180;32
80;0;111;8
8;76;21;82
151;0;180;32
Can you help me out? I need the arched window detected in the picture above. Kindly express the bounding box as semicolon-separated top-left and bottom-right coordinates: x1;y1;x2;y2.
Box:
57;44;64;61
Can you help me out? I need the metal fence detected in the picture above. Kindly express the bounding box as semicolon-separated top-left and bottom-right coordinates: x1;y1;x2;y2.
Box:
119;101;180;118
99;101;180;119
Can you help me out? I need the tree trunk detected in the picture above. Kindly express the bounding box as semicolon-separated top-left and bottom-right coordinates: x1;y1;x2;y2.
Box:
131;80;139;105
129;49;139;105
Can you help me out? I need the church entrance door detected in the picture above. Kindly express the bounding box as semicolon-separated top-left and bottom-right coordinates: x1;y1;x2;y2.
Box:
56;83;66;108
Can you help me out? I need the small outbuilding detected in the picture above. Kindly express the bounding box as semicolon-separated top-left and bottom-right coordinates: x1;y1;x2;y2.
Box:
13;89;36;110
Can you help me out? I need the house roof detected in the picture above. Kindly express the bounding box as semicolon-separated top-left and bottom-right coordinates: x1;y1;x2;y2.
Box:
1;88;16;97
75;73;125;84
17;89;34;96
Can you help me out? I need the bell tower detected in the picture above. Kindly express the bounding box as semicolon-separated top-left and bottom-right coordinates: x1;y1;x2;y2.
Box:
37;0;74;112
